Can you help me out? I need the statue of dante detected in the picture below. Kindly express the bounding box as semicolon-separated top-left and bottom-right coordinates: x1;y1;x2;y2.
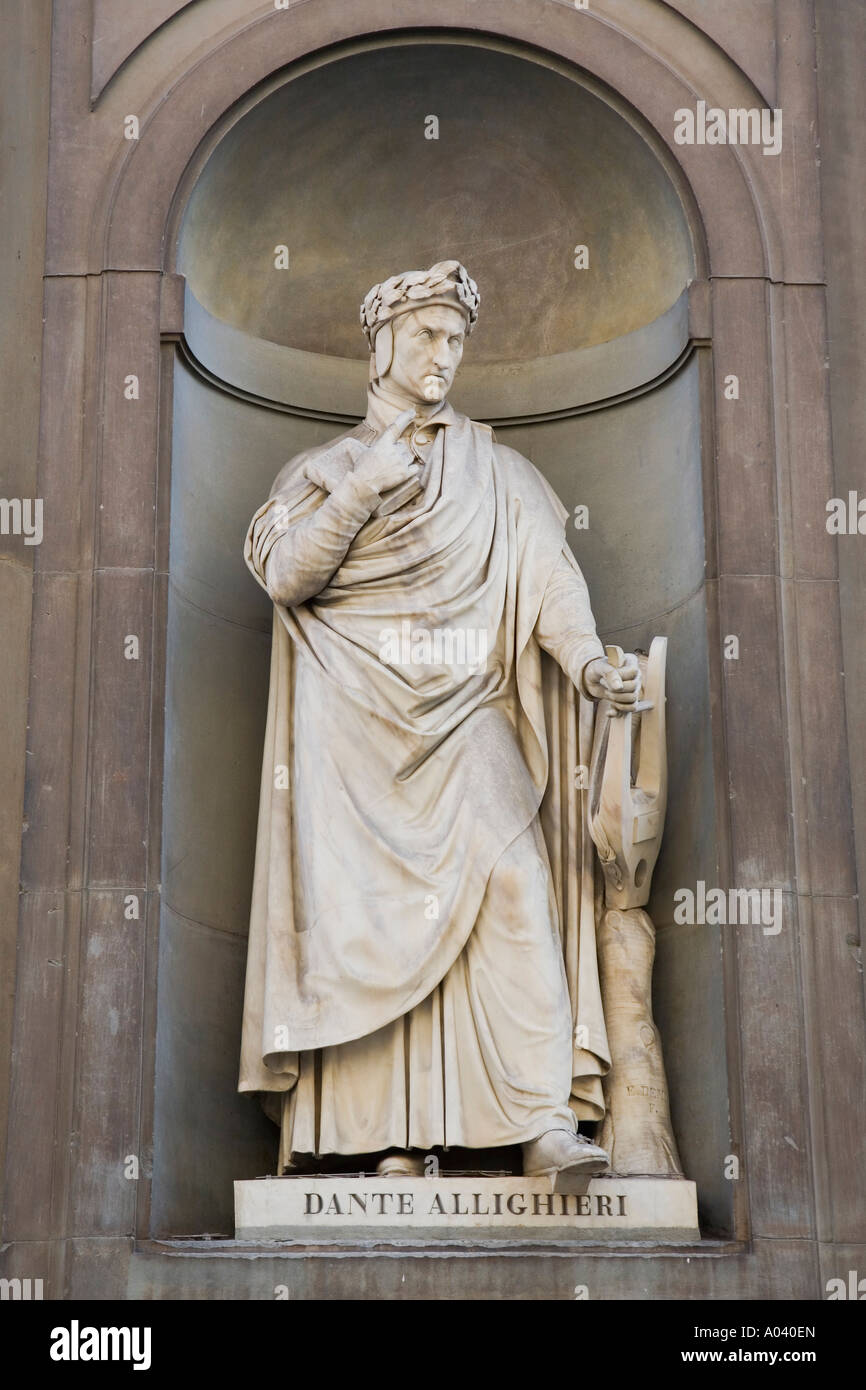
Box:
239;261;641;1180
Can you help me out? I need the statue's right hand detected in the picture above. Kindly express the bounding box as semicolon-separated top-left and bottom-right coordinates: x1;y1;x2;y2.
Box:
353;409;420;495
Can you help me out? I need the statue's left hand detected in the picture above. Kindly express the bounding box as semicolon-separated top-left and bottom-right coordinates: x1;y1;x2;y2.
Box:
583;653;642;711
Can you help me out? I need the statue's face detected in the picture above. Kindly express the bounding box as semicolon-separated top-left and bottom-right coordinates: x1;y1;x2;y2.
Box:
384;304;466;405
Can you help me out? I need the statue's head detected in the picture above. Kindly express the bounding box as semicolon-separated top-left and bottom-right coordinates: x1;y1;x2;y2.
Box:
360;260;480;406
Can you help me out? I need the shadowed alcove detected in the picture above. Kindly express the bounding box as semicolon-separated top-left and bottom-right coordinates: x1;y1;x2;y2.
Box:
153;37;729;1238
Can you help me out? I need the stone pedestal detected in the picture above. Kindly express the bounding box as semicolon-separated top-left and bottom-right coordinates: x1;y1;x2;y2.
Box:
234;1175;699;1244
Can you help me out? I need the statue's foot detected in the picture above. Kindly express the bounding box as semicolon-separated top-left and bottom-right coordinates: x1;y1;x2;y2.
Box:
376;1151;426;1177
522;1129;609;1179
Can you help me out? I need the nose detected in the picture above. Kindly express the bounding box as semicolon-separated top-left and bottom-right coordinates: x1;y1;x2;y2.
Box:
432;342;452;370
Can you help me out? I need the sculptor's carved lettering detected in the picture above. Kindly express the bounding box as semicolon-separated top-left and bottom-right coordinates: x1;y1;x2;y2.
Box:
301;1187;630;1218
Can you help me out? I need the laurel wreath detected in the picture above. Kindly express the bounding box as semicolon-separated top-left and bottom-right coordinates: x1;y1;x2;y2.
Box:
360;260;480;348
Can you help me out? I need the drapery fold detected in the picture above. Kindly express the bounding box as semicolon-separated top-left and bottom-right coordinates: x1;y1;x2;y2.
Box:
238;411;609;1123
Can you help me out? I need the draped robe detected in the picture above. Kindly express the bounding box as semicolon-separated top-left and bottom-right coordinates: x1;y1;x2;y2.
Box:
239;393;611;1161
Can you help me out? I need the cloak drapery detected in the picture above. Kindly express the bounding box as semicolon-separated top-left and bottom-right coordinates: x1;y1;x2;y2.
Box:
238;406;610;1130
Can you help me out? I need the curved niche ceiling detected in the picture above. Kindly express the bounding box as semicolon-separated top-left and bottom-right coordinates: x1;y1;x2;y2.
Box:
178;42;695;374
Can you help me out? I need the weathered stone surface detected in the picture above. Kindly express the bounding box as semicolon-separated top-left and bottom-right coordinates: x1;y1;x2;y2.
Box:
151;908;276;1238
68;892;145;1236
734;891;814;1238
0;0;51;1212
711;278;776;578
816;0;866;961
125;1235;816;1301
665;0;778;105
87;570;154;889
3;891;71;1241
179;45;694;361
801;897;866;1244
91;0;195;100
96;272;161;570
234;1176;700;1245
2;0;862;1306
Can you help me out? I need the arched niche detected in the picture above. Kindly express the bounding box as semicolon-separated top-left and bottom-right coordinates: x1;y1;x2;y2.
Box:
154;36;730;1237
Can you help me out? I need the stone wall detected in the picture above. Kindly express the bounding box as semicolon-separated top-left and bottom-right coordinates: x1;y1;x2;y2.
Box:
1;0;863;1300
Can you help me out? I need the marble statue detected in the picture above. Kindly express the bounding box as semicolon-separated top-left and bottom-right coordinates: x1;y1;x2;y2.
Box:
238;260;651;1182
589;639;684;1176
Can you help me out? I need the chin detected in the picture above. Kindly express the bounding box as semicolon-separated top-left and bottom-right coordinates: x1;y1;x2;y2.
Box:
420;379;447;402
